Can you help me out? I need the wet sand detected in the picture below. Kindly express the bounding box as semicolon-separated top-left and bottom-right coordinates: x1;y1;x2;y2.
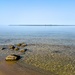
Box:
0;44;75;75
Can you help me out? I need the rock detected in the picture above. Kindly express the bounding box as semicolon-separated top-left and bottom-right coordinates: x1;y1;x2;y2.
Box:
16;43;27;47
52;50;61;53
20;49;27;52
14;47;19;51
8;45;15;50
1;47;6;50
16;43;22;47
5;54;20;61
21;44;27;47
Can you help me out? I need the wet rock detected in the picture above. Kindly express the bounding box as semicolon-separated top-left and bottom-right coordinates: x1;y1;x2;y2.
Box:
16;43;22;47
21;44;27;47
16;43;27;47
5;54;20;61
52;50;61;53
14;47;19;51
20;49;27;52
1;47;6;50
8;45;15;50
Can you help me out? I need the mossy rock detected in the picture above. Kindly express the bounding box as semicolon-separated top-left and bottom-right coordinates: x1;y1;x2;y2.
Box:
14;47;19;51
8;45;15;50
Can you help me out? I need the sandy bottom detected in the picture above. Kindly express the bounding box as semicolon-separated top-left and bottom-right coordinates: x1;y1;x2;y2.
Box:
0;60;45;75
0;44;55;75
0;44;75;75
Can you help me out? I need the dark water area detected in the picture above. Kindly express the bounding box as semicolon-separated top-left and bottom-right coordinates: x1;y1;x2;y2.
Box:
0;26;75;46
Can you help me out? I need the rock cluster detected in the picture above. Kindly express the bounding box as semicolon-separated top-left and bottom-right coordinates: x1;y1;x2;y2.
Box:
5;42;27;61
16;43;27;47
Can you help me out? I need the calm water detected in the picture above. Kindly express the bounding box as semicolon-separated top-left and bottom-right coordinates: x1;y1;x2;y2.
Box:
0;26;75;45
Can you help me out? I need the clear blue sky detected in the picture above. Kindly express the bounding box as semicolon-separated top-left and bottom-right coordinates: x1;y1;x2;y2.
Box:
0;0;75;25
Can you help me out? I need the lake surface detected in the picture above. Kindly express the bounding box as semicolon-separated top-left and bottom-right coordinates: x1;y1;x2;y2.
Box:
0;26;75;46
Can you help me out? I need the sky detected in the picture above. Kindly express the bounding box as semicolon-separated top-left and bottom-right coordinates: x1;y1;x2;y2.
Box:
0;0;75;25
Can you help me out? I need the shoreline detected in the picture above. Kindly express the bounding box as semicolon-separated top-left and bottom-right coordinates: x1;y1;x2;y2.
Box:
0;43;75;75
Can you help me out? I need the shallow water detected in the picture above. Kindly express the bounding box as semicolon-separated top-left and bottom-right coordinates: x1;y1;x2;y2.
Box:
0;26;75;46
0;58;54;75
0;25;75;75
0;61;43;75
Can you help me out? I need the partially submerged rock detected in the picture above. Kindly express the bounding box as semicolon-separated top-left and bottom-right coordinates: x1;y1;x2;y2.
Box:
5;54;20;61
20;49;27;52
21;44;27;47
1;47;6;50
8;45;15;50
14;47;19;51
16;43;22;47
52;50;61;53
16;43;27;47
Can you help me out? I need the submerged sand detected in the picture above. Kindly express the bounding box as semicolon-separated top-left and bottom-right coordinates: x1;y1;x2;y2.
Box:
0;44;75;75
0;61;45;75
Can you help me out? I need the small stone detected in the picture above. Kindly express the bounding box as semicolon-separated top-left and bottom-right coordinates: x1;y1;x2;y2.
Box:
20;49;27;52
14;47;19;51
16;43;22;47
8;45;15;50
52;50;61;53
21;44;27;47
1;47;6;50
16;43;27;47
5;54;20;61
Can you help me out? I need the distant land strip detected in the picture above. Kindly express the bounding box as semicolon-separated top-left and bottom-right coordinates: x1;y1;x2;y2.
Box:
9;25;75;26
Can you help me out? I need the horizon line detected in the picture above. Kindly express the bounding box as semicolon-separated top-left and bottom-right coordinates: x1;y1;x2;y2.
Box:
9;25;75;26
